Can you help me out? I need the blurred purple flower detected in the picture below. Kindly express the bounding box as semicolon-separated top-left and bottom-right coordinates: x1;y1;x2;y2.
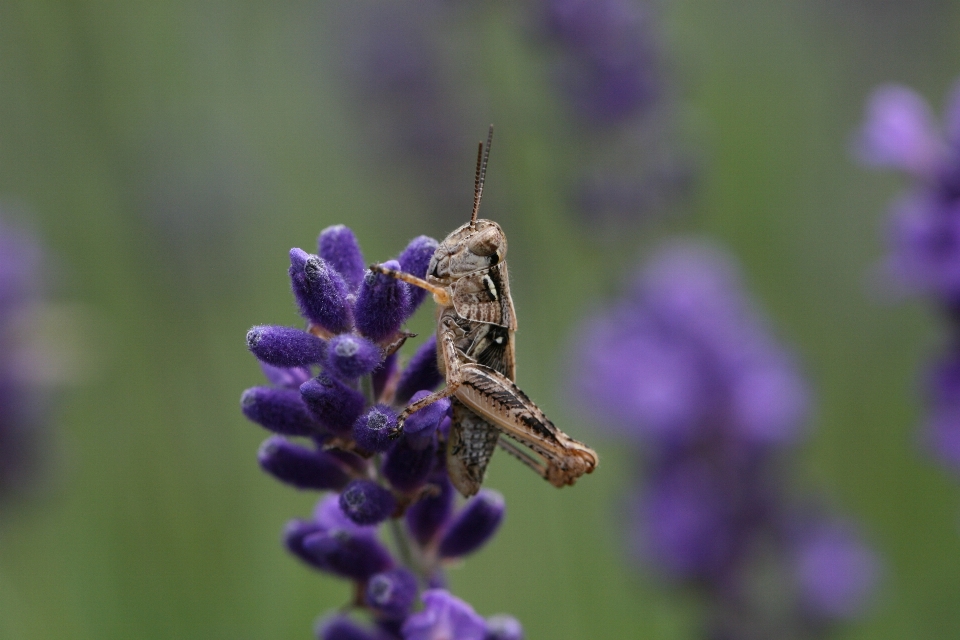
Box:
402;590;487;640
792;520;879;620
856;75;960;477
539;0;661;125
0;217;58;498
531;0;692;225
571;240;877;636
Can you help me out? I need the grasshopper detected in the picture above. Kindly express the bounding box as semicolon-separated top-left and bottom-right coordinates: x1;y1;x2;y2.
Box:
372;126;598;497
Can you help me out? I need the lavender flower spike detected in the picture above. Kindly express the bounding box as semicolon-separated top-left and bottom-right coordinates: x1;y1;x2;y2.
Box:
243;223;521;635
571;240;877;636
402;590;487;640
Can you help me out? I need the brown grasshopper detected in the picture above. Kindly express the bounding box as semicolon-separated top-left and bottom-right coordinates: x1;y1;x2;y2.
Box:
372;126;598;497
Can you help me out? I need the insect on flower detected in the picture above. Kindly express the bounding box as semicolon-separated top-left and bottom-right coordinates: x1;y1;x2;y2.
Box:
372;126;599;496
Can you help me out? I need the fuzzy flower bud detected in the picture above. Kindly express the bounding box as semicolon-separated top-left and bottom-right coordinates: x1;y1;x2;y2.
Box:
439;489;505;559
339;480;397;526
395;336;442;405
258;437;350;490
300;375;367;435
398;235;439;313
402;590;486;640
247;325;326;368
289;249;352;333
406;473;454;546
365;568;419;620
325;334;383;380
352;404;398;453
383;433;436;493
241;386;324;437
318;225;366;292
404;393;450;442
485;615;524;640
354;260;409;342
302;528;394;582
284;519;325;570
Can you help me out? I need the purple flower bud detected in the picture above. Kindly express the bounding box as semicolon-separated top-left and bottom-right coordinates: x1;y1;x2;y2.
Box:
402;589;487;640
260;362;312;389
383;433;436;493
241;386;324;437
302;528;394;582
406;473;454;546
793;521;878;620
395;336;442;405
371;352;397;403
315;614;385;640
404;392;450;440
729;356;809;447
300;375;367;435
484;615;524;640
289;249;352;333
314;493;376;534
398;235;439;312
354;260;410;342
258;436;350;490
247;325;327;368
365;568;419;620
284;518;325;569
854;84;942;177
438;489;505;559
631;464;736;580
325;334;383;380
353;405;398;453
339;480;397;525
319;225;366;292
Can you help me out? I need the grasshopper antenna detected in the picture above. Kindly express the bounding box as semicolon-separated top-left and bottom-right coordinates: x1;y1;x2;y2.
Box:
470;124;494;227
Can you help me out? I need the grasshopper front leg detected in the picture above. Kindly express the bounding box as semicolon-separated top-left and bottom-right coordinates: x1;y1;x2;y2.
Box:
390;316;464;436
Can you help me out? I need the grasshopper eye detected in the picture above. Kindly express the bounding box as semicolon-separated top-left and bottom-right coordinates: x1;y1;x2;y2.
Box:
467;226;504;260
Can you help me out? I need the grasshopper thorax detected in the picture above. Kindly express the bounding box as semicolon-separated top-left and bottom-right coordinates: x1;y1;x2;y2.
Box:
427;218;507;282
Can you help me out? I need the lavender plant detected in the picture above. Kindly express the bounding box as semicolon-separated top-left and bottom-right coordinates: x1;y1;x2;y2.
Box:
854;76;960;473
571;241;877;638
531;0;692;224
242;225;523;640
0;217;55;499
328;0;687;229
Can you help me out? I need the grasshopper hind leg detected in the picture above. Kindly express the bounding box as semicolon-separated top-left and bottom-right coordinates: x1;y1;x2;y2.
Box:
446;400;500;497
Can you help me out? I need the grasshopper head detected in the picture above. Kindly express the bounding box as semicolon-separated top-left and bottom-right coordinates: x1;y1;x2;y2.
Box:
428;219;506;281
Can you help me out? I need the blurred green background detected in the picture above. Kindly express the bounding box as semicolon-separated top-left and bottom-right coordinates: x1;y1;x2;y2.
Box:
1;1;960;638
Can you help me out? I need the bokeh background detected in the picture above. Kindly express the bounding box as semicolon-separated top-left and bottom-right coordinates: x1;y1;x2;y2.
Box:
1;1;959;638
